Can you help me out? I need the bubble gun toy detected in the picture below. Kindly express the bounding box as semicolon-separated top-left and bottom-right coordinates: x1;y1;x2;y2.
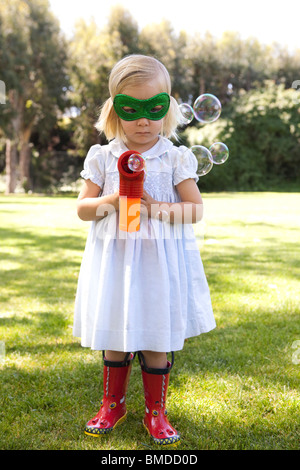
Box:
117;150;145;232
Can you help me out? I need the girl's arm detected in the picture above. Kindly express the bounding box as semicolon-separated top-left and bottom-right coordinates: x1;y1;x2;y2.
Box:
141;178;203;224
77;179;119;221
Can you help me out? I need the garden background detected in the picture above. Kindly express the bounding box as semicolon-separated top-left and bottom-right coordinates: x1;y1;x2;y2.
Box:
0;0;299;450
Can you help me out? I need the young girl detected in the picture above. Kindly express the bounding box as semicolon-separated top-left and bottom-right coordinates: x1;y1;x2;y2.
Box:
73;54;216;446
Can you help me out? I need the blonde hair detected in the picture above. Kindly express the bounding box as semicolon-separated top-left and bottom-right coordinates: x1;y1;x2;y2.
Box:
95;54;182;142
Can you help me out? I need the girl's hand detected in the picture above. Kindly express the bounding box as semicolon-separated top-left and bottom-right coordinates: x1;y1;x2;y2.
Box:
141;190;158;218
111;191;120;211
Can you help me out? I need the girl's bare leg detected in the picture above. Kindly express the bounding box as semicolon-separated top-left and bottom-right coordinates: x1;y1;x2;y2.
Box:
141;350;167;369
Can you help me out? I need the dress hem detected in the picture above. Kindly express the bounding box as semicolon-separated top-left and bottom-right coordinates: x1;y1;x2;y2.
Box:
72;321;216;353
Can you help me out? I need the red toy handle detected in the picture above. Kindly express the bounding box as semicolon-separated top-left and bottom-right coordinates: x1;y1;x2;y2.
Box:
117;150;145;232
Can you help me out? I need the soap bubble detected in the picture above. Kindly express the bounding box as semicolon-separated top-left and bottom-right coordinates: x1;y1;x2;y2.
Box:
193;94;222;123
209;142;229;164
128;153;145;172
179;103;194;125
189;145;213;176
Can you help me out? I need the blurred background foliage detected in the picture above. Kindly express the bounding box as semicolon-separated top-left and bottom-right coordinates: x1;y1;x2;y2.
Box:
0;0;299;193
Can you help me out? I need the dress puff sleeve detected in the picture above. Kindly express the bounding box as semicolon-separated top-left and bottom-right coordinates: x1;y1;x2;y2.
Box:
80;145;105;189
173;146;199;186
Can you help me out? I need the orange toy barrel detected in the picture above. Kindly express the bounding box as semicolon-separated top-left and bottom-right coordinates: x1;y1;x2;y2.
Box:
119;196;141;232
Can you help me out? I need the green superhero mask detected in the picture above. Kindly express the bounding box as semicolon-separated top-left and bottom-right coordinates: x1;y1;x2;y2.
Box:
113;92;170;121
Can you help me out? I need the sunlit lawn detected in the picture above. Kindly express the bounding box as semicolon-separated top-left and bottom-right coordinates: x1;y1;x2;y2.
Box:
0;192;299;450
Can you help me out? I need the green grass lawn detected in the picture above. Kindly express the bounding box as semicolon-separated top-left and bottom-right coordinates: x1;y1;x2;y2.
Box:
0;192;299;450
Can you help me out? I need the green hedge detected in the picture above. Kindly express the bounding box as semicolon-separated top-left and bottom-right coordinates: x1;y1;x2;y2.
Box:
182;81;300;191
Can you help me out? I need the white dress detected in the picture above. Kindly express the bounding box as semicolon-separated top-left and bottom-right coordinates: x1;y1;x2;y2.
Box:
73;136;216;352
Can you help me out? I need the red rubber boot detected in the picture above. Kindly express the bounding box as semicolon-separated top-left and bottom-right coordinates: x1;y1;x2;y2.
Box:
84;352;134;437
139;352;180;446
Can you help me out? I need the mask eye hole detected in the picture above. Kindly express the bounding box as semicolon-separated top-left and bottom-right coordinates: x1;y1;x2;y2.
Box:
150;105;163;113
122;106;137;114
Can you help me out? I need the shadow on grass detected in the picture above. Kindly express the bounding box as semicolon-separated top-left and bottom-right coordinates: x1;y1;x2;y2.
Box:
203;235;300;286
0;225;86;307
0;225;85;252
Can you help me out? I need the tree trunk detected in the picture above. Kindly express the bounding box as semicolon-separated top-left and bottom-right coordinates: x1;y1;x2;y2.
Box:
19;126;33;191
5;139;18;194
5;89;23;193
